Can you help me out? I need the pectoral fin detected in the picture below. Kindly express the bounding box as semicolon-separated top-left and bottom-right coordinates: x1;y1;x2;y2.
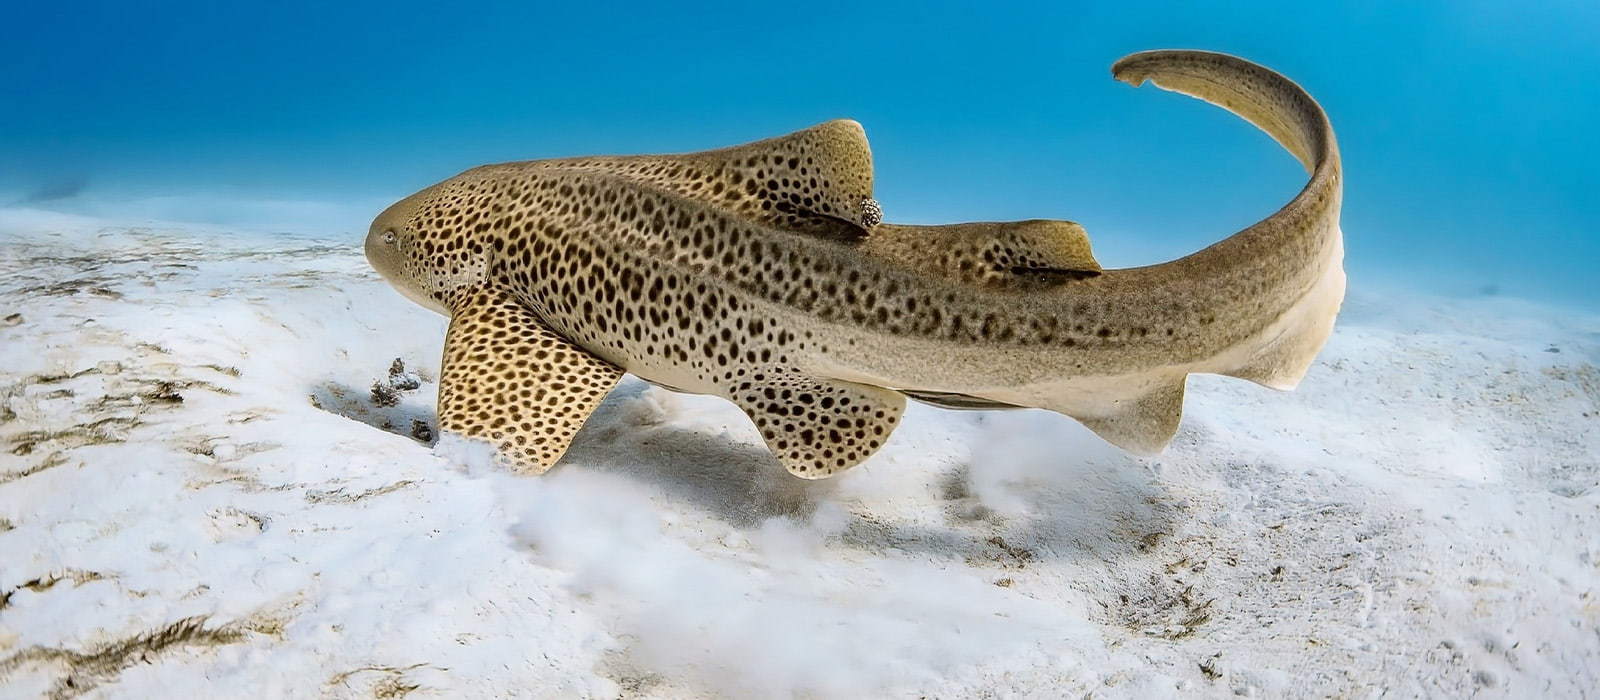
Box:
731;371;906;479
438;290;624;473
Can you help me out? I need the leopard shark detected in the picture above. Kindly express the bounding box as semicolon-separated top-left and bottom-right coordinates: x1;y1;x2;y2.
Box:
365;49;1344;478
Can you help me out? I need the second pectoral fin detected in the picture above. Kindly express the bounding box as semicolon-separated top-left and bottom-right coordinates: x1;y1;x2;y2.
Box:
437;290;623;473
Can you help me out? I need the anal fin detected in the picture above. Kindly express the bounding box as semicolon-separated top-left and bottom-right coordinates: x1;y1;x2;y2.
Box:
730;370;906;479
438;289;624;473
1072;379;1187;456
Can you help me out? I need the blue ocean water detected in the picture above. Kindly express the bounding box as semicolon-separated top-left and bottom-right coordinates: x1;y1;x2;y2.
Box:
3;1;1597;306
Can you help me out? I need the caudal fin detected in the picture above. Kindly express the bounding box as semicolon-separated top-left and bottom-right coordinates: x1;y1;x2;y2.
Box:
1112;50;1345;394
1045;52;1345;454
1112;50;1336;174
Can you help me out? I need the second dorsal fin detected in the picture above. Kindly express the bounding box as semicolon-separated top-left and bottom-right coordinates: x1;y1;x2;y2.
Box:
861;219;1103;288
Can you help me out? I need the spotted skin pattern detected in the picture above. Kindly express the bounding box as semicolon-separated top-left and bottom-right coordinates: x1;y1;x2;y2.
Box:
729;370;904;478
401;165;912;477
505;119;879;241
366;51;1347;477
861;220;1103;288
437;289;623;471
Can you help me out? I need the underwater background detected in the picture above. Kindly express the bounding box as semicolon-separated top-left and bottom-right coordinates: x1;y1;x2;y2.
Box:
5;3;1600;696
4;0;1598;305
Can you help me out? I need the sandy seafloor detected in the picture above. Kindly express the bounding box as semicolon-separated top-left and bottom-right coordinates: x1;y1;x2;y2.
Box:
0;207;1596;699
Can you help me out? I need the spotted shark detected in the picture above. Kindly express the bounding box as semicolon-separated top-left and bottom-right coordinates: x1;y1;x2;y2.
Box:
365;50;1344;478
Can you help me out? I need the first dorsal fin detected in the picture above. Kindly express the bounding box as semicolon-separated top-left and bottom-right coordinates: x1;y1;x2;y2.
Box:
693;119;877;235
539;119;878;240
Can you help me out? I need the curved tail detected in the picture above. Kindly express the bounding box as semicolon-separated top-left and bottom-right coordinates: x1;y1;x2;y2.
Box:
1039;51;1346;455
1112;50;1336;176
1110;50;1345;390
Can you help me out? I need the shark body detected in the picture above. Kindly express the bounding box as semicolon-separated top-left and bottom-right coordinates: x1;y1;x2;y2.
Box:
366;50;1345;477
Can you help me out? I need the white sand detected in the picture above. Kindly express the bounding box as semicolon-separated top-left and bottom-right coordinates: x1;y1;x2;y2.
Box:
1;208;1596;698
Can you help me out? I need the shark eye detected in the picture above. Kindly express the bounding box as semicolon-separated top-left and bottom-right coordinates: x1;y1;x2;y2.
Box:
382;230;397;244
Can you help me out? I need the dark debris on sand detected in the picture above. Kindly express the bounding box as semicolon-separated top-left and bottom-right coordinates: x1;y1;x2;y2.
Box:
370;358;424;407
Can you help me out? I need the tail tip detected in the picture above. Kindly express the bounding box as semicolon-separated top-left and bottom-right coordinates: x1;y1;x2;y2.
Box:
1110;55;1150;87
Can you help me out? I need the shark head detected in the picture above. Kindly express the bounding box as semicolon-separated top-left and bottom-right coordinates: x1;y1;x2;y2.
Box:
366;184;486;316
